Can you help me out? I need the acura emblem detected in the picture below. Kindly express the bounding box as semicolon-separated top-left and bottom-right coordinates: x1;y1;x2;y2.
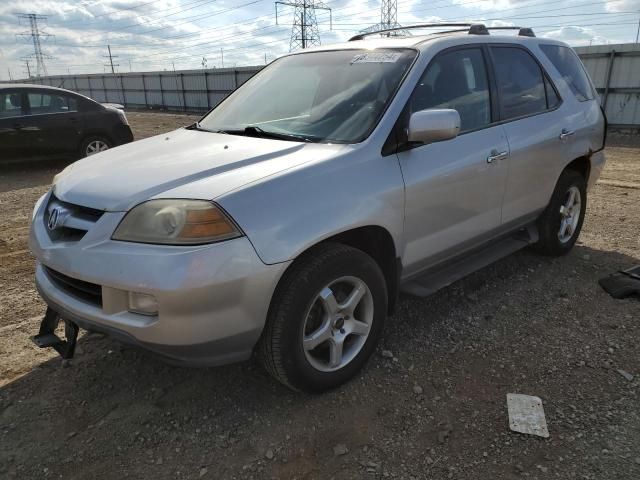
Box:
48;208;61;231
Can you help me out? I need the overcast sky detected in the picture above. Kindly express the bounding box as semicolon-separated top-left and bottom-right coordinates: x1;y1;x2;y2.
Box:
0;0;638;80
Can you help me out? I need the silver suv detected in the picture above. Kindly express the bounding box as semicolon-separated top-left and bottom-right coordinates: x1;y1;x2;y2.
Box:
30;24;606;391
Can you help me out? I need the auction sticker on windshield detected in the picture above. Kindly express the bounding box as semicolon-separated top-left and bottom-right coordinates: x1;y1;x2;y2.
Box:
350;52;403;64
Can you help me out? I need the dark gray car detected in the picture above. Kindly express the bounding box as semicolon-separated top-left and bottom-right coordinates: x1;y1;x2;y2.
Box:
0;84;133;162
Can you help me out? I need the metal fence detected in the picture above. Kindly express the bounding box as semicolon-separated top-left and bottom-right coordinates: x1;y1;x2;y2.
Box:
24;66;263;113
19;44;640;127
575;43;640;128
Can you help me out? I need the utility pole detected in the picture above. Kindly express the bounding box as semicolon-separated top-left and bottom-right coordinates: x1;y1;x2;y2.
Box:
221;48;224;68
275;0;332;52
636;18;639;44
264;52;267;64
16;13;53;77
362;0;408;36
7;68;13;81
104;45;119;74
24;59;31;78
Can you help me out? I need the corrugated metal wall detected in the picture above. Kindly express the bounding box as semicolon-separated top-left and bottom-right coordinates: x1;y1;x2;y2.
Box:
19;45;640;126
24;66;262;113
575;44;640;127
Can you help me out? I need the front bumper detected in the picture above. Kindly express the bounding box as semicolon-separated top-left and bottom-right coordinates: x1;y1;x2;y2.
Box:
111;124;134;146
29;194;289;366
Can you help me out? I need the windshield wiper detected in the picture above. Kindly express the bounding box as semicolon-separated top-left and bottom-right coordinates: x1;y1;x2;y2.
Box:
217;125;314;143
187;121;214;132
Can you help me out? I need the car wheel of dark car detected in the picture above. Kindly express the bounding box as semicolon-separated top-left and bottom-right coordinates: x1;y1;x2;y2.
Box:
533;169;587;256
259;243;387;392
80;136;112;158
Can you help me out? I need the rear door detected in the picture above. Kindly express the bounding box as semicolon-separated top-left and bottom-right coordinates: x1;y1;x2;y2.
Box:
23;90;81;157
396;46;510;277
0;90;30;160
487;45;566;225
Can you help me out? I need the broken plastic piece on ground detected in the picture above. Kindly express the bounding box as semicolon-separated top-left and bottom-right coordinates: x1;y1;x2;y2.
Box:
599;265;640;299
617;369;634;381
507;393;549;438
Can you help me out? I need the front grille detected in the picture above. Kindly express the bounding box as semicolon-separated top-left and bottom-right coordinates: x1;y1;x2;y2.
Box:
44;266;103;307
44;194;105;242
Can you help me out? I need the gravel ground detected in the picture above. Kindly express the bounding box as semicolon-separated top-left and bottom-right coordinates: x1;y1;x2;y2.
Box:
0;112;639;479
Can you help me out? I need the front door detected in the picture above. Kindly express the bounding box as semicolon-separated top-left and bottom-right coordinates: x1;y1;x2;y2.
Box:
23;90;81;157
396;47;509;278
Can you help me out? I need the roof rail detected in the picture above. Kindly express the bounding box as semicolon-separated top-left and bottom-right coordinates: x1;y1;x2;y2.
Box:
348;23;474;41
348;23;536;41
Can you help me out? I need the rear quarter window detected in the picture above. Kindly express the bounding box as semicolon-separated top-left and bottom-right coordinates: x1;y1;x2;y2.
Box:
540;45;594;102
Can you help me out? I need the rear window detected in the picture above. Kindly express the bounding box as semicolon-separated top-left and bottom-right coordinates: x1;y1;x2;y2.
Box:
27;92;78;114
490;46;550;120
540;45;594;102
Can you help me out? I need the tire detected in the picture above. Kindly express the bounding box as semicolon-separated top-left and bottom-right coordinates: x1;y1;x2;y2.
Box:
533;169;587;256
79;136;112;158
259;243;388;392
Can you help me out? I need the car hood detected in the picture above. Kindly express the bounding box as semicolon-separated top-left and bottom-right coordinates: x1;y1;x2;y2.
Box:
53;128;345;211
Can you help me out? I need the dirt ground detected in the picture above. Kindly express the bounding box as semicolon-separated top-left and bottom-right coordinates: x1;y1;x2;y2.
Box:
1;112;639;479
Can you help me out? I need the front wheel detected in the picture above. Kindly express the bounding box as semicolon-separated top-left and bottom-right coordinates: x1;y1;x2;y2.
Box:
533;169;587;256
259;243;387;392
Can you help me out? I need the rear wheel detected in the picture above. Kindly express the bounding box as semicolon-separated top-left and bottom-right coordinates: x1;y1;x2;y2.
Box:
259;243;387;392
533;169;587;256
79;136;111;158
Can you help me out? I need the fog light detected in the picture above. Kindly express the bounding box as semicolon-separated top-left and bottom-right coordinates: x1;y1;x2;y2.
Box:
128;292;158;315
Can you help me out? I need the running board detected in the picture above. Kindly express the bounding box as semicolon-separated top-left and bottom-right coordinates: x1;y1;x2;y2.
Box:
401;225;538;298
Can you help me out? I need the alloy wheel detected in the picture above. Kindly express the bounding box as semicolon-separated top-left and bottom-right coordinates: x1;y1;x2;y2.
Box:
558;185;581;243
302;276;374;372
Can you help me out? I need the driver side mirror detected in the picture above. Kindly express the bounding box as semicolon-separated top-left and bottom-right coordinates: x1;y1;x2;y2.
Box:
407;109;460;145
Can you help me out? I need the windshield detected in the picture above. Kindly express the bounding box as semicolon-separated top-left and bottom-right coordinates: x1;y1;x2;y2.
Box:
199;48;417;143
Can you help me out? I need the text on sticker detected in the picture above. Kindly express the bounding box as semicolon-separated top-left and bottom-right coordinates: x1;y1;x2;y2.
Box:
351;52;403;64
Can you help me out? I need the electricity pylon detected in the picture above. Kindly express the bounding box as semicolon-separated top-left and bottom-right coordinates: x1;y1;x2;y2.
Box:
16;13;53;77
362;0;409;37
276;0;332;51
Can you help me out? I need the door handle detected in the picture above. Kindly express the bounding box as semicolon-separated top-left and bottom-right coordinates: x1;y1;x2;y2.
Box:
12;123;24;130
559;129;575;140
487;150;508;164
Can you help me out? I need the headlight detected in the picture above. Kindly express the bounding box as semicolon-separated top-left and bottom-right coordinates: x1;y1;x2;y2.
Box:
52;163;74;184
32;193;48;220
112;199;242;245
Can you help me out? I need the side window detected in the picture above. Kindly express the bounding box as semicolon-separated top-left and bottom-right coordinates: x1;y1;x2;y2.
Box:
490;47;548;120
27;92;77;115
0;92;24;118
409;48;491;133
540;44;594;101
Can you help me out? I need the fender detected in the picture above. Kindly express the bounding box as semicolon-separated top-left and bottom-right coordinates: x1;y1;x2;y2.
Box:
217;146;406;266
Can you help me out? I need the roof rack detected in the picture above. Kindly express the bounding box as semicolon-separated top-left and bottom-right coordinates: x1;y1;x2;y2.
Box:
348;23;475;41
348;23;536;41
